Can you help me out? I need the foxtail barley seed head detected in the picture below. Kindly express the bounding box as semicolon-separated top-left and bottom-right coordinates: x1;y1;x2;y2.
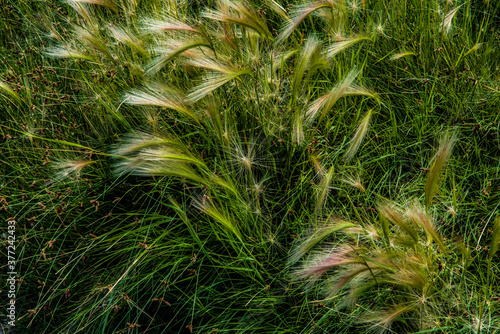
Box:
73;26;115;61
66;0;96;26
264;0;289;20
306;67;360;124
124;83;197;122
45;46;95;61
53;159;95;179
146;38;213;75
203;0;273;40
424;131;457;208
390;51;417;60
142;17;201;34
405;202;446;252
194;200;242;239
326;36;372;58
275;1;334;44
442;4;464;34
289;220;357;265
0;81;22;104
296;246;362;281
341;173;365;192
315;166;335;214
68;0;118;13
108;26;148;57
344;109;373;162
488;216;500;260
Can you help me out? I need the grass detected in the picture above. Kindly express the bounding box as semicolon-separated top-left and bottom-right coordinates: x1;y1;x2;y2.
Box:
1;0;500;333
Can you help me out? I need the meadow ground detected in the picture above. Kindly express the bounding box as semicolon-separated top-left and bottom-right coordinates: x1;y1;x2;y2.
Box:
1;0;500;333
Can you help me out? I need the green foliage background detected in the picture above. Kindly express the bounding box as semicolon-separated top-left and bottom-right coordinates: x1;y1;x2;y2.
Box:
1;0;500;333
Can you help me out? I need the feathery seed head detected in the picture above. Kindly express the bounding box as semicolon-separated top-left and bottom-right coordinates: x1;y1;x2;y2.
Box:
194;199;242;239
390;51;417;60
53;159;94;179
315;166;335;214
124;83;197;122
379;203;419;244
310;155;326;177
146;37;213;75
446;205;456;217
66;0;96;26
229;138;265;173
296;246;360;280
349;0;360;12
185;57;253;102
112;131;208;185
289;220;358;265
73;26;115;61
251;179;266;198
425;130;457;208
264;0;289;20
344;109;373;162
326;36;372;58
45;46;95;61
275;1;334;44
361;305;416;333
291;35;328;103
306;67;360;125
488;216;500;260
68;0;118;13
364;224;380;240
203;0;273;40
442;4;463;34
0;81;22;104
142;17;200;34
341;173;365;192
46;29;63;41
406;202;446;251
109;26;148;57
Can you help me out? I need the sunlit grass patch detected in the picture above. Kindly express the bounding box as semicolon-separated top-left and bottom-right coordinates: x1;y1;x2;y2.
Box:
2;0;500;333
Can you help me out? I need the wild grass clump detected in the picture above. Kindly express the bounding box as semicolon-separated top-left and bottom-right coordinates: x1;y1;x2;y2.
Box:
1;0;500;333
292;132;500;332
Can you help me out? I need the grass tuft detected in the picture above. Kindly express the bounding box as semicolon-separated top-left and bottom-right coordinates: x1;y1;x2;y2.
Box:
3;0;500;332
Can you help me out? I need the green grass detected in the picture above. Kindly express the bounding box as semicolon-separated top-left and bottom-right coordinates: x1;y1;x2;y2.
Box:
1;0;500;333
